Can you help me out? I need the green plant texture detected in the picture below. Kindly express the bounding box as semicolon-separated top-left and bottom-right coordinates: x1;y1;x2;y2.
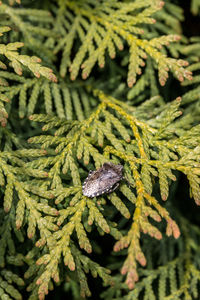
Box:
0;0;200;299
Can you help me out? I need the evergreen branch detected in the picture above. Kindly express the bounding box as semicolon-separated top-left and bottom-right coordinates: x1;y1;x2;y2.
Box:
127;59;160;101
0;76;97;118
180;39;200;106
53;0;192;86
0;3;55;60
35;196;114;300
27;88;200;295
0;1;199;299
0;207;24;300
0;41;57;81
102;217;200;300
0;148;59;247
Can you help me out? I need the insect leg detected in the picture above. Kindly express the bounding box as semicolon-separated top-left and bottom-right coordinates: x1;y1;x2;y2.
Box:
107;182;120;194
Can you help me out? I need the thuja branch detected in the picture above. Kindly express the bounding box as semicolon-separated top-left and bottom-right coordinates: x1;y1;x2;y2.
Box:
54;0;192;86
28;87;200;295
105;146;200;183
106;217;200;299
113;158;180;289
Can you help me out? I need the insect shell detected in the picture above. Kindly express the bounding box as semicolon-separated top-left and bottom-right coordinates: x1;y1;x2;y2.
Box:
82;162;123;198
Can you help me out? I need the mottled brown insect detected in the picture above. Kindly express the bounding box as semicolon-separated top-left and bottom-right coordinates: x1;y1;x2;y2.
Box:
82;162;123;198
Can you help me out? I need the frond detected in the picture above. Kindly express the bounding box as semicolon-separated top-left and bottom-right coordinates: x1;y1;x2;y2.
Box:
0;207;24;300
0;3;56;61
154;1;184;35
0;268;24;300
0;74;97;118
0;141;59;244
180;37;200;106
0;27;56;81
53;0;192;86
0;24;57;123
0;1;199;299
102;216;200;300
27;88;200;296
35;243;113;299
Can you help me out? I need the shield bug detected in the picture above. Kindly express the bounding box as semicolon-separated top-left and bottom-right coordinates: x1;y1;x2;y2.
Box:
82;162;124;198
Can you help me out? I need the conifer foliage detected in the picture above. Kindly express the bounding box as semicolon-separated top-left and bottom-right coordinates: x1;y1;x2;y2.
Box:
0;0;200;299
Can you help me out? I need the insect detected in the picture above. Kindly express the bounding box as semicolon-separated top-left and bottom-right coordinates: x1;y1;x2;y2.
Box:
82;162;124;198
